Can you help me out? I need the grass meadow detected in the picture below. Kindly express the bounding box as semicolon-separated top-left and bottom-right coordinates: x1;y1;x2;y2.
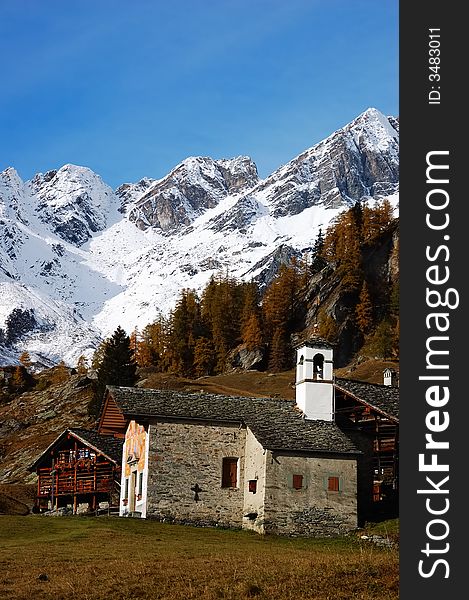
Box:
0;515;399;600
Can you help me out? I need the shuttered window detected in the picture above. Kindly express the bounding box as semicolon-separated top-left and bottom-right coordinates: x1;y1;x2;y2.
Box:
248;480;257;493
292;474;303;490
328;476;340;492
222;458;238;488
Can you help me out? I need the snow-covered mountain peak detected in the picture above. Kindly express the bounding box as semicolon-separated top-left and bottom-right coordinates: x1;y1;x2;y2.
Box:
245;106;399;219
346;106;399;152
28;163;119;246
127;154;259;232
1;166;23;185
166;154;258;194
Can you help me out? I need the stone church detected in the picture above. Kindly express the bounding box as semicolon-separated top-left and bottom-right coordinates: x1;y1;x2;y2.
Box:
97;339;399;536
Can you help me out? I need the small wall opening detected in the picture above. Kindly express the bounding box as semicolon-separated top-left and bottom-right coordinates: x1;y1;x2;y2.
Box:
292;474;304;490
313;353;324;380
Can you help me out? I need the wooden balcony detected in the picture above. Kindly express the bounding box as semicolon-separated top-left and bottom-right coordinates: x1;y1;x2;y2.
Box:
37;463;117;497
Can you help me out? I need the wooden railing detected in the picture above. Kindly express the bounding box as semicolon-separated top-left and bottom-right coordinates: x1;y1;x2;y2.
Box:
37;464;116;497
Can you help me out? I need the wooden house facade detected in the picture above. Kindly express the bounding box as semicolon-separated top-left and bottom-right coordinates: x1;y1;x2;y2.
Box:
333;377;399;517
30;428;123;513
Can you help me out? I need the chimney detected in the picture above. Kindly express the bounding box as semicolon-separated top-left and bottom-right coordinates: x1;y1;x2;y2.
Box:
383;368;398;387
295;338;334;421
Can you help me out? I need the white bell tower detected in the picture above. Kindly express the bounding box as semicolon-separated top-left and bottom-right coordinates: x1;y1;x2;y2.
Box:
295;339;334;421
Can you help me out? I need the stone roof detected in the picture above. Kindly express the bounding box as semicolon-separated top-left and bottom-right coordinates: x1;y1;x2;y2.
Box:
30;428;122;469
106;386;359;455
334;378;399;422
293;337;334;350
68;428;123;464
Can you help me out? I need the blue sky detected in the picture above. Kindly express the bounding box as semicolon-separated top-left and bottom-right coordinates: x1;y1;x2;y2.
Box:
0;0;398;188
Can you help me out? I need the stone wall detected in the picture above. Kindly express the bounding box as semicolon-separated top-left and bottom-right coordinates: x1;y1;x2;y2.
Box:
146;420;246;528
144;419;358;537
263;451;357;536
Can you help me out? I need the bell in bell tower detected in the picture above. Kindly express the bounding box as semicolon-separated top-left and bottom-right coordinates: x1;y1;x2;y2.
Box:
295;338;334;421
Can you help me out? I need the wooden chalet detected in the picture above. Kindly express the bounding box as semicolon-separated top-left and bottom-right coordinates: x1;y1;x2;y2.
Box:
30;428;123;513
334;376;399;516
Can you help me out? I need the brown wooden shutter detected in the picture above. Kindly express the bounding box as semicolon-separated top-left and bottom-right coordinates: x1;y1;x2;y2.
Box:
229;460;237;487
292;474;303;490
328;476;340;491
222;458;238;487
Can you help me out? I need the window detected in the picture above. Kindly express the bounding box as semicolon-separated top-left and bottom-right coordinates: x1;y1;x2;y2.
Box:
124;478;129;499
138;472;144;496
328;476;340;492
292;474;303;490
248;479;257;494
222;458;238;488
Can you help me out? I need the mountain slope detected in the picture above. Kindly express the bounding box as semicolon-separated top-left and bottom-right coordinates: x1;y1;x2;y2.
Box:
0;107;399;366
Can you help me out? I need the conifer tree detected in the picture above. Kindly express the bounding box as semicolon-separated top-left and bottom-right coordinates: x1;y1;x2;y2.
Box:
312;228;324;257
129;327;150;368
193;337;216;376
129;327;139;357
240;281;260;327
11;365;28;391
356;281;373;334
268;326;289;372
321;206;364;292
262;264;298;335
362;199;395;244
350;200;364;244
318;309;338;342
240;281;263;351
201;275;245;373
170;289;203;375
19;351;32;369
137;316;170;369
367;319;394;360
93;326;137;414
51;360;70;384
76;355;89;375
91;339;108;371
337;211;362;293
242;313;263;351
262;261;305;371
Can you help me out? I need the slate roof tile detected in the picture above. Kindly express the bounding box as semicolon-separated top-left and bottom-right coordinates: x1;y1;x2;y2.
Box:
68;428;123;463
334;378;399;421
107;386;359;455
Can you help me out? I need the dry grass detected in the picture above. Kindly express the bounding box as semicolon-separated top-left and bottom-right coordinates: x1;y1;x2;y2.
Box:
140;370;297;400
139;359;400;402
334;360;399;385
0;516;398;600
